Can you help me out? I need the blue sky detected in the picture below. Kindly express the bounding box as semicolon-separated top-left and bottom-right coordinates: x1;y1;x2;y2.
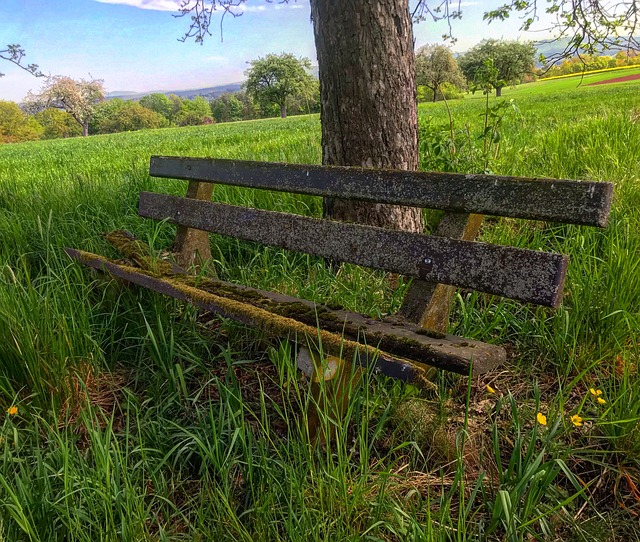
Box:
1;0;554;102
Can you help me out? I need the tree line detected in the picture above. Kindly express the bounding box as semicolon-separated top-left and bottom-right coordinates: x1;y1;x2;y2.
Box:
4;37;637;145
0;52;320;144
538;50;640;78
417;39;538;100
0;91;320;144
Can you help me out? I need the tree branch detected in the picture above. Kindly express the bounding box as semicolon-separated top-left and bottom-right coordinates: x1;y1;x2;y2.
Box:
177;0;248;43
0;44;43;78
479;0;640;65
176;0;639;69
413;0;463;43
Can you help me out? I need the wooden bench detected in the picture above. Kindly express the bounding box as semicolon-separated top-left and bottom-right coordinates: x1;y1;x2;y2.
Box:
65;156;613;387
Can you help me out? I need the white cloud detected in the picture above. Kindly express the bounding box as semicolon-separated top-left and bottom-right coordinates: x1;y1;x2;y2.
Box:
94;0;306;13
232;3;305;12
237;5;266;12
95;0;181;11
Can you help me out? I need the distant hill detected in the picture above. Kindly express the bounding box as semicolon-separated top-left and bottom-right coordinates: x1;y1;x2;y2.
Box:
451;38;571;63
535;37;637;64
534;38;572;63
106;81;244;101
107;66;319;102
452;38;634;66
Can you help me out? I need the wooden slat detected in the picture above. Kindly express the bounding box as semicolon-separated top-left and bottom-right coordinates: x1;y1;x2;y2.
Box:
173;180;214;268
399;212;484;330
64;248;506;377
138;192;569;307
150;156;613;227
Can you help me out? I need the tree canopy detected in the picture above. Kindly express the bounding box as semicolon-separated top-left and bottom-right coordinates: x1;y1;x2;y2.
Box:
90;99;169;134
458;39;536;96
244;53;313;119
211;92;255;123
139;93;174;121
0;100;42;143
482;0;639;62
25;76;105;136
34;108;82;140
415;44;465;102
174;95;213;126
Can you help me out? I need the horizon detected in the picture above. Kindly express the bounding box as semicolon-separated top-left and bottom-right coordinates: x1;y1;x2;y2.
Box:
1;0;558;103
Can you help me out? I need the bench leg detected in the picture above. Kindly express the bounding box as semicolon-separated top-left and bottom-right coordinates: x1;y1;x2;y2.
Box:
399;212;484;332
173;181;214;270
297;346;363;444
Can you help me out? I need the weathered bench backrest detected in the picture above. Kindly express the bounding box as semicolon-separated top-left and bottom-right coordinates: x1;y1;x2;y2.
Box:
142;156;613;310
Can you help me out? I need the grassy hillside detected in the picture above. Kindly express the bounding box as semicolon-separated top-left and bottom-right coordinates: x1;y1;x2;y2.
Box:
0;81;638;540
459;65;640;98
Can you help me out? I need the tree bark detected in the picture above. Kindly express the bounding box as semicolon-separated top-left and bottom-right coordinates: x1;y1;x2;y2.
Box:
309;0;422;233
495;86;503;97
280;103;287;118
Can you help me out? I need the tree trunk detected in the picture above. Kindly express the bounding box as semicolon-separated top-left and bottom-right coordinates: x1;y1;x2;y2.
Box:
432;85;438;102
495;86;503;97
280;103;287;119
309;0;422;232
82;122;89;137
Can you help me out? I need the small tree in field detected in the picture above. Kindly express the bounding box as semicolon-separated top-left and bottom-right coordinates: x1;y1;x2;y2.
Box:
25;76;105;136
245;53;313;119
415;44;465;102
458;40;536;96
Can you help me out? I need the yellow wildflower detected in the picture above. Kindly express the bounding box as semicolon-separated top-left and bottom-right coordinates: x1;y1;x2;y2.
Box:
6;406;17;416
589;388;603;397
486;385;496;394
597;397;606;405
536;412;547;426
570;414;583;427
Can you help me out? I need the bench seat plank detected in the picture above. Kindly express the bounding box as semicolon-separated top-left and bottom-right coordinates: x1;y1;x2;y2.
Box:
64;248;506;378
150;156;613;227
139;192;569;308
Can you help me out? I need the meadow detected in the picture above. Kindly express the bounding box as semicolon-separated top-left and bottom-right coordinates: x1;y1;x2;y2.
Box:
0;75;638;540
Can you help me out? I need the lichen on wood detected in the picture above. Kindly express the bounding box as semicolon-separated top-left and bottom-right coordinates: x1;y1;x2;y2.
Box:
104;230;175;276
65;248;506;378
161;270;437;389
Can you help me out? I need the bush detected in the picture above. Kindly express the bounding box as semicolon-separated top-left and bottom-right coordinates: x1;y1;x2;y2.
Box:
0;101;42;143
174;96;213;126
417;83;465;103
101;102;168;133
138;93;173;122
34;108;82;139
91;100;168;134
211;92;258;123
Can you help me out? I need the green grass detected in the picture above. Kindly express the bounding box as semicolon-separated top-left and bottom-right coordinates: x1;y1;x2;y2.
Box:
541;64;640;81
0;80;639;540
469;65;640;98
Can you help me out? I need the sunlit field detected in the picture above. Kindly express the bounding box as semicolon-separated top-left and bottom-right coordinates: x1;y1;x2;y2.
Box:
0;78;638;540
470;65;640;98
